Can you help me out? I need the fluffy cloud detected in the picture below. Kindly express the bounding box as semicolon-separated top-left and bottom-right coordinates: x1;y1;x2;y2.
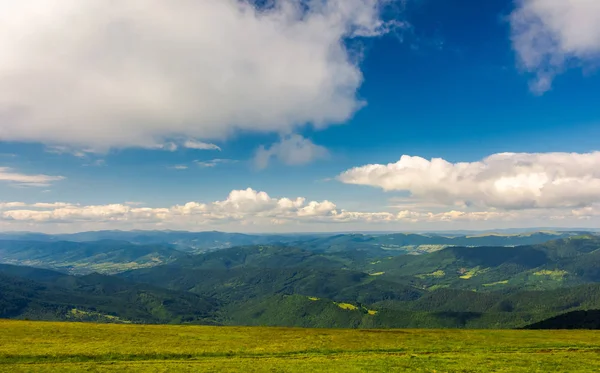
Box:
572;205;600;219
511;0;600;93
1;188;336;224
338;152;600;209
0;202;26;209
0;0;396;150
255;135;329;169
2;188;600;231
0;167;64;187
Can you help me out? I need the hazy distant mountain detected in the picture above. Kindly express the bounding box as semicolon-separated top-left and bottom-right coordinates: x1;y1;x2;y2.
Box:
0;240;188;274
0;230;324;253
0;229;587;254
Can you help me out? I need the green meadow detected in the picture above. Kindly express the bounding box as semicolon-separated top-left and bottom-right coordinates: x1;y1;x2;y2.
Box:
1;320;599;372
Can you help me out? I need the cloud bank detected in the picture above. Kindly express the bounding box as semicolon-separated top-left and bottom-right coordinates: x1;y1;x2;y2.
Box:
0;0;396;150
2;187;599;232
338;152;600;209
511;0;600;93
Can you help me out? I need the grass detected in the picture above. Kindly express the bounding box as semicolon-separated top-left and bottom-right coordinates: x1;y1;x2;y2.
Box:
1;320;600;372
416;270;446;279
483;280;509;287
533;270;568;279
427;284;450;291
459;267;490;280
334;302;358;310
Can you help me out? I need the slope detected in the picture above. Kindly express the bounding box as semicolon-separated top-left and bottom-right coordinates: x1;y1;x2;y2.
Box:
0;264;218;323
0;240;189;274
524;310;600;329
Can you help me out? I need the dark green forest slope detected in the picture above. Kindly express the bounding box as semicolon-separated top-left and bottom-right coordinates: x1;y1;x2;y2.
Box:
1;231;600;329
0;264;217;324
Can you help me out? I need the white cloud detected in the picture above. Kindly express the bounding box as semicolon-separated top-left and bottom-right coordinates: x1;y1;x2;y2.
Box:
255;135;329;169
338;152;600;209
1;188;338;224
572;204;600;219
0;202;26;209
0;167;65;187
2;188;600;232
510;0;600;93
4;204;136;223
151;143;179;152
298;200;337;217
195;159;237;168
184;140;221;151
0;0;397;150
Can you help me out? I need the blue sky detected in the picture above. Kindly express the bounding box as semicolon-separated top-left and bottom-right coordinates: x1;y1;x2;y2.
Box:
1;0;600;233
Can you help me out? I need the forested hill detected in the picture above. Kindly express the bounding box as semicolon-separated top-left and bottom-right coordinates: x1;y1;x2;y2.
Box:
2;232;600;329
524;310;600;330
0;264;218;324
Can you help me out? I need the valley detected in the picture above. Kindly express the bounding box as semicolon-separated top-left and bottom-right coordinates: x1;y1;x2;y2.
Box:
1;230;600;329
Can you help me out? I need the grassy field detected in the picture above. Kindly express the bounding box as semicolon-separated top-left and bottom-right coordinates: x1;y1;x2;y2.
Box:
1;320;599;372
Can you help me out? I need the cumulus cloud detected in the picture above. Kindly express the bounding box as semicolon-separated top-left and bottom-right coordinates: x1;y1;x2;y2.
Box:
338;152;600;209
0;202;26;209
0;0;397;150
510;0;600;93
255;135;329;169
1;188;337;224
0;167;65;187
2;188;600;231
571;204;600;219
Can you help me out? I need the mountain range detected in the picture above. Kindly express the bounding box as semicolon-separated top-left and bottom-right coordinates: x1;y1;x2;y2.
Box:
1;230;600;329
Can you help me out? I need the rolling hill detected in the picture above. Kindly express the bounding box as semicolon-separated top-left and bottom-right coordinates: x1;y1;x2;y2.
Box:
363;235;600;291
116;236;600;328
0;229;583;254
523;310;600;329
0;240;189;274
2;233;600;329
0;264;218;323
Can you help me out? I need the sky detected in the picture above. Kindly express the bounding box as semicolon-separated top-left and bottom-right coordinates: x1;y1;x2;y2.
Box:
1;0;600;233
